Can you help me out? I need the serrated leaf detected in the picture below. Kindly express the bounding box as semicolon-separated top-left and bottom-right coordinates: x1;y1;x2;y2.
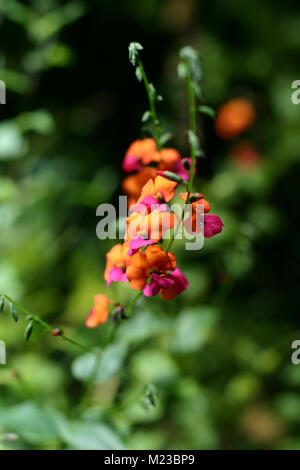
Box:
24;321;34;341
10;303;18;322
198;105;216;118
128;42;143;66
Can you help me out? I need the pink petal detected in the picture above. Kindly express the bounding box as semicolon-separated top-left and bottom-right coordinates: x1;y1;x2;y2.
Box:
122;155;142;173
204;214;224;238
160;267;189;300
137;196;168;213
174;158;196;181
106;267;128;286
143;273;175;297
127;237;154;256
170;268;188;292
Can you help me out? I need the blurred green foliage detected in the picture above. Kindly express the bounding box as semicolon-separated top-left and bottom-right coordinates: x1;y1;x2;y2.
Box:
0;0;300;450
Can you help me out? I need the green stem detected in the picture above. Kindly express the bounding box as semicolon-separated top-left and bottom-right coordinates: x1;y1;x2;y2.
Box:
125;290;143;316
185;73;197;201
138;59;162;150
165;71;197;252
76;320;119;413
76;293;142;414
1;294;92;353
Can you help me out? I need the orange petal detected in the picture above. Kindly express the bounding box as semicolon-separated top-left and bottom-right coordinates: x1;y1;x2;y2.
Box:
157;148;181;171
104;243;130;280
144;245;176;273
125;138;157;159
126;251;149;290
86;294;112;328
215;98;256;140
123;167;157;205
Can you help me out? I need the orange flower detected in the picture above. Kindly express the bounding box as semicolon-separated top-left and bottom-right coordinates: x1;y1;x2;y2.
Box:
125;209;177;243
122;138;157;172
126;245;176;290
180;192;211;233
122;167;157;207
215;98;256;140
137;175;177;205
180;192;211;213
104;242;130;286
146;148;181;169
180;192;224;237
86;294;113;328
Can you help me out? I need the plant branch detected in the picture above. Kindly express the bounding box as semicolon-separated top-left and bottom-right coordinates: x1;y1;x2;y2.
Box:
0;294;93;352
138;59;162;150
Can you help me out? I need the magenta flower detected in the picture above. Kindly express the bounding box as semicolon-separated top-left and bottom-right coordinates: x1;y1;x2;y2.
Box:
173;157;196;181
204;214;224;238
143;268;188;299
143;273;175;297
122;155;142;173
127;237;155;256
160;267;188;300
132;195;169;214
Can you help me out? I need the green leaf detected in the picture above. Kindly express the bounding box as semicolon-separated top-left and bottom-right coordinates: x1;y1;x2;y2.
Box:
58;421;125;450
141;110;151;123
128;42;143;66
0;296;4;313
135;66;143;82
0;122;27;161
0;402;61;445
71;343;128;383
196;148;206;158
160;132;173;146
143;383;158;408
149;83;156;100
179;46;203;98
198;105;217;118
188;130;205;158
10;302;18;322
159;171;184;183
24;320;34;341
171;306;219;353
177;62;188;79
188;129;199;151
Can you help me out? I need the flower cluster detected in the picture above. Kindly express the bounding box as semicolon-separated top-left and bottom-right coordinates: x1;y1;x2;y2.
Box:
86;43;224;328
87;167;223;327
122;138;193;207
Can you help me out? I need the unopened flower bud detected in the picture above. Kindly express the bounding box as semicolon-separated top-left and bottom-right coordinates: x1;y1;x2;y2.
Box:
52;328;63;336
